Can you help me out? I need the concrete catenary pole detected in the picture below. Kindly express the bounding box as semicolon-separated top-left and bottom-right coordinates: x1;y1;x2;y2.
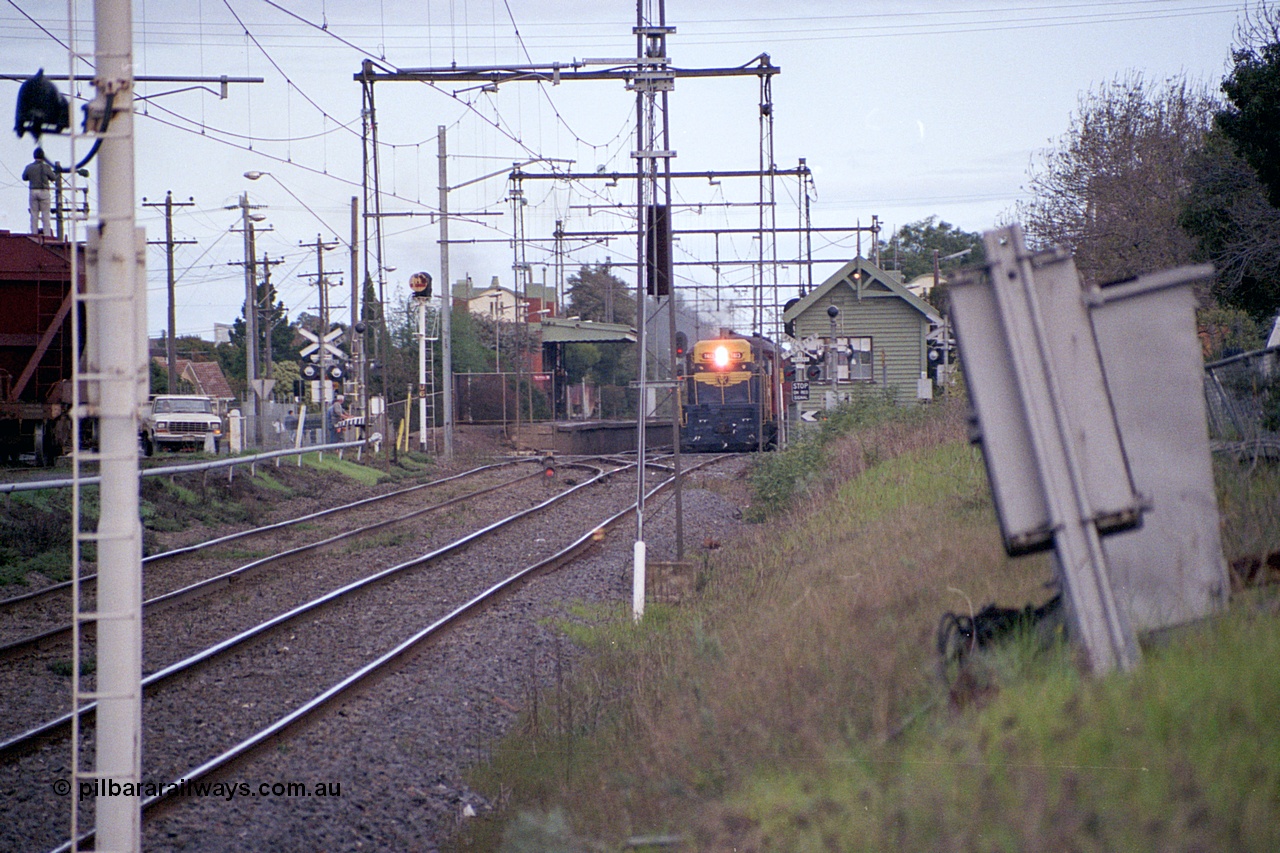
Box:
92;0;144;848
351;197;361;419
438;126;454;460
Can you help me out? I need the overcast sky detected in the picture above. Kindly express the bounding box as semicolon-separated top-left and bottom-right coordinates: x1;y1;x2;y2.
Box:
0;1;1249;340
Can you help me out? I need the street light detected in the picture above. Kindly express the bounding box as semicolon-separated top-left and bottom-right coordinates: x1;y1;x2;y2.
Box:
244;171;348;248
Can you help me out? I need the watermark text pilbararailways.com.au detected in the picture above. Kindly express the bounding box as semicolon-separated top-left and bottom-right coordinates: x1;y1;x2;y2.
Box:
50;778;342;802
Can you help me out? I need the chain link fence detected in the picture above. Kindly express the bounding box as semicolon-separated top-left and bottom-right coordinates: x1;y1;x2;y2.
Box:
1204;345;1280;460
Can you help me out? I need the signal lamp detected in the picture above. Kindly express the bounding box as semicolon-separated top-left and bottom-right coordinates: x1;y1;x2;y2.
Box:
14;69;69;139
410;271;432;299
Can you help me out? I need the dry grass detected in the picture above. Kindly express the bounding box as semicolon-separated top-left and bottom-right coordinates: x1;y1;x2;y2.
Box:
457;399;1280;852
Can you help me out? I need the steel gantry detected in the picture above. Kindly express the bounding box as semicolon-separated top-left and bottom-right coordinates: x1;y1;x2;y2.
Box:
353;1;782;597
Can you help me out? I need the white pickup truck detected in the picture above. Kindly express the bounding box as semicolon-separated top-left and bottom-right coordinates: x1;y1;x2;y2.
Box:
140;395;223;455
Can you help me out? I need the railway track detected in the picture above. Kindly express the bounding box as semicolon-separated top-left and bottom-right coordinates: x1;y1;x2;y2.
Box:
0;452;740;853
0;459;527;643
0;458;616;745
0;462;542;653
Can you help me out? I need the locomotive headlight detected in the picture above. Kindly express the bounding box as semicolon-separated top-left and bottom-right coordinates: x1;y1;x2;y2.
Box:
713;345;730;369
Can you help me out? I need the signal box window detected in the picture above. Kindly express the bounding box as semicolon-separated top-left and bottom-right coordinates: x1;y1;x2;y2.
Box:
848;337;873;381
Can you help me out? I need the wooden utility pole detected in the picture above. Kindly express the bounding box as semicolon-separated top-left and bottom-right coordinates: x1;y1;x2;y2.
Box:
228;193;268;444
257;252;285;382
301;235;341;439
143;192;195;392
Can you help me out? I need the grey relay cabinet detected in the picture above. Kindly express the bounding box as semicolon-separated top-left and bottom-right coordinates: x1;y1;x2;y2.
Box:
951;226;1228;672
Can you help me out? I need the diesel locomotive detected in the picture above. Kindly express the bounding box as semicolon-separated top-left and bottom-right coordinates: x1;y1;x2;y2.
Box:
679;332;781;453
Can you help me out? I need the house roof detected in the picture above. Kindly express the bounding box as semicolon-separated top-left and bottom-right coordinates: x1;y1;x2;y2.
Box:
155;357;235;399
465;285;517;302
783;257;942;325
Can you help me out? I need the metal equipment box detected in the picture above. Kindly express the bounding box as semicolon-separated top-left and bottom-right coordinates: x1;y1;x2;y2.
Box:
1087;266;1231;631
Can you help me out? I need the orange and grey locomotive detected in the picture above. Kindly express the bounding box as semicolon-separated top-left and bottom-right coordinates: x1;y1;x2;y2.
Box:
679;333;780;453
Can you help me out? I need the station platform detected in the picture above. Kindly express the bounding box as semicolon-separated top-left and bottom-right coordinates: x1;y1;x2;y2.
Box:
507;419;676;455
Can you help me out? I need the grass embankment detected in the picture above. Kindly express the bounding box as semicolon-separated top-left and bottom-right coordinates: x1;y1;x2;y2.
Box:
458;396;1280;852
0;450;429;588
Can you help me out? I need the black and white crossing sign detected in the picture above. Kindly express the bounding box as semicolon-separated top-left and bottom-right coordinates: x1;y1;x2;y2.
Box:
792;380;810;401
298;327;347;360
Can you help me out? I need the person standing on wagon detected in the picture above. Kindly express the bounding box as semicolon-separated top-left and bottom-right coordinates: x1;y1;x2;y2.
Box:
22;148;57;237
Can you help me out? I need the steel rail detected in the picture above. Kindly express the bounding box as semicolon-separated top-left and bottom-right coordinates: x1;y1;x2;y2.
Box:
0;466;549;661
0;460;524;611
46;453;736;852
0;462;615;762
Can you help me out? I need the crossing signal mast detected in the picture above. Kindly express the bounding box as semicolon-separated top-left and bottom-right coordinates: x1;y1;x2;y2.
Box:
632;0;678;616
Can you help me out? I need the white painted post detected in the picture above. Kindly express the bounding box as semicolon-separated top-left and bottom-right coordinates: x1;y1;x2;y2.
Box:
418;296;427;452
438;127;454;460
229;409;243;452
92;0;144;848
632;539;646;622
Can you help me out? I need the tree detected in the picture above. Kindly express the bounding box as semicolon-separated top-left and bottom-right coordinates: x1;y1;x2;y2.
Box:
880;217;985;282
1180;2;1280;321
1181;132;1280;319
878;217;984;316
566;263;636;326
1218;2;1280;207
448;309;494;375
227;273;292;392
1018;73;1216;286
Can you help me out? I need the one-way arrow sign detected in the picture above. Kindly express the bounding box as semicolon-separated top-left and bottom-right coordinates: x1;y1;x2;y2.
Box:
799;409;818;423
